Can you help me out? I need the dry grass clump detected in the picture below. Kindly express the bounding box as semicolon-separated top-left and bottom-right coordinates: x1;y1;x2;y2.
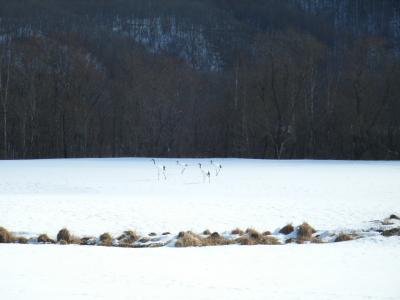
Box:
231;228;244;235
56;229;81;245
17;237;28;244
0;227;14;243
259;235;281;245
389;214;400;220
118;230;140;244
37;234;55;244
203;229;211;235
236;236;256;245
246;228;262;240
279;224;294;235
57;228;71;243
175;231;233;247
334;233;353;242
203;232;233;246
296;223;316;242
70;235;82;245
311;237;324;244
175;231;203;247
382;227;400;237
263;231;272;236
99;233;113;246
80;237;96;245
236;229;280;245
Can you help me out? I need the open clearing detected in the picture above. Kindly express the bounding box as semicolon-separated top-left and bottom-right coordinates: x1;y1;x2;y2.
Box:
0;158;399;299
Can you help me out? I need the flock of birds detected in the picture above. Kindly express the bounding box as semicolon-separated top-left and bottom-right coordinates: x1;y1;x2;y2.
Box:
151;159;222;183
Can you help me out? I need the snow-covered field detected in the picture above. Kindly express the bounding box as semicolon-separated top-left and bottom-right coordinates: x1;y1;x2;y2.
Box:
1;158;399;300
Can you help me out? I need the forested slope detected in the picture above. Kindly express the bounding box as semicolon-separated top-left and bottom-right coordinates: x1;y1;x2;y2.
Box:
0;0;399;159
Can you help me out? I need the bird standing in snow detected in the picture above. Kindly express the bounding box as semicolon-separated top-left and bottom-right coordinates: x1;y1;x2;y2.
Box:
210;160;223;176
152;159;167;181
176;160;189;174
198;163;211;183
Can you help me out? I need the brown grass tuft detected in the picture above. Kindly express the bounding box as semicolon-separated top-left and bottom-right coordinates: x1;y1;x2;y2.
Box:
203;233;233;246
236;233;280;245
389;214;400;220
279;224;294;235
259;236;281;245
57;228;71;243
263;231;272;236
17;237;28;244
99;233;113;246
80;237;96;245
236;236;256;245
0;227;14;243
297;223;316;242
70;235;82;245
210;232;220;238
175;231;202;247
117;230;140;245
334;233;353;242
231;228;244;235
382;227;400;237
246;228;262;240
311;237;324;244
37;234;55;244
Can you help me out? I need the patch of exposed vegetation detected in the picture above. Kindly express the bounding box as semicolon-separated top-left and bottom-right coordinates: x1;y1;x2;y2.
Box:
311;237;324;244
80;237;96;246
175;231;203;247
389;214;400;220
334;233;353;242
231;228;244;235
17;237;28;244
382;228;400;237
99;233;113;246
279;224;294;235
236;229;280;245
37;234;55;244
2;218;396;249
57;228;71;243
0;227;14;243
117;230;140;246
297;223;316;242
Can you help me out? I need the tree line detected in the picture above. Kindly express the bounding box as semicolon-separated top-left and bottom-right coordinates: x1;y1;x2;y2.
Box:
0;0;399;159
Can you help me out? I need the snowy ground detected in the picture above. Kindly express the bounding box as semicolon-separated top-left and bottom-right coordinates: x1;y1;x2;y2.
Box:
1;158;399;236
0;158;399;299
1;237;399;300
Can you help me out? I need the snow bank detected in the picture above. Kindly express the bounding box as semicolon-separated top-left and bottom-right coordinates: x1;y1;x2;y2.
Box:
1;237;399;300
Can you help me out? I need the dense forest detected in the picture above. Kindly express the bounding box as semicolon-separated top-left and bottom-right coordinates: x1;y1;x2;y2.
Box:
0;0;399;159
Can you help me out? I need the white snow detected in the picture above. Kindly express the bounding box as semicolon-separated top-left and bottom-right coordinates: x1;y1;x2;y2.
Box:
0;158;399;300
0;158;399;236
1;237;399;300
